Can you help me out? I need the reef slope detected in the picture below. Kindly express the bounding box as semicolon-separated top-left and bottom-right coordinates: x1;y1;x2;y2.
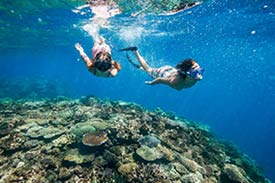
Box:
0;97;269;183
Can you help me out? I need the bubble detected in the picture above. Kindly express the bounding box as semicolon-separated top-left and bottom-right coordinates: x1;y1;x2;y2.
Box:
38;18;43;22
83;22;100;38
251;30;256;35
118;25;144;43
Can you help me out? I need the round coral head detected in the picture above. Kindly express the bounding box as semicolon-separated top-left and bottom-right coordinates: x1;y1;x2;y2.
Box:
82;131;108;147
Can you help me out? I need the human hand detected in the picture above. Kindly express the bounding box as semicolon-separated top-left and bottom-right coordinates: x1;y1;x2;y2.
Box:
75;43;83;52
99;36;106;44
145;81;154;85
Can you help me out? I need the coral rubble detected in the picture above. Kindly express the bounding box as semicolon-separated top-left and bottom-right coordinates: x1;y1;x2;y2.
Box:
0;96;269;183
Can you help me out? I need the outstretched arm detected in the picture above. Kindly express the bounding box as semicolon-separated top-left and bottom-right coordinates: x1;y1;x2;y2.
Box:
75;43;93;68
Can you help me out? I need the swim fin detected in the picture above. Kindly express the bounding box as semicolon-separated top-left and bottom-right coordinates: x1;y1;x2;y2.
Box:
119;46;137;51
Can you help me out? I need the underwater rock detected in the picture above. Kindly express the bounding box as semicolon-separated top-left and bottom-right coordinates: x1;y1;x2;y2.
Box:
103;149;120;166
45;169;58;182
221;163;249;183
0;121;12;137
0;132;26;152
157;145;175;161
181;172;204;183
43;127;65;139
17;122;37;132
93;156;108;166
82;131;108;147
25;125;44;138
87;118;112;130
126;163;170;183
26;124;65;139
118;162;138;176
0;155;8;165
41;157;57;170
50;119;69;126
138;135;161;148
59;167;72;180
173;162;189;174
160;163;181;180
136;145;164;162
41;145;61;155
109;145;126;156
52;134;75;147
64;148;95;164
23;139;41;149
175;154;206;174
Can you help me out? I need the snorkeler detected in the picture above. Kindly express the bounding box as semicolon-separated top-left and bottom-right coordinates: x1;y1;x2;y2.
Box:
74;0;121;78
73;0;121;35
89;0;121;20
75;36;121;78
74;0;121;20
120;47;204;90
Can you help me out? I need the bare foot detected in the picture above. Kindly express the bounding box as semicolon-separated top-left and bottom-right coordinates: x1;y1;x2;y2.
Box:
99;36;106;44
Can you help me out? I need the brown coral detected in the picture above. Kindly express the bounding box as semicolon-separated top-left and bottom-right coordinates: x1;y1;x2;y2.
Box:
82;131;108;147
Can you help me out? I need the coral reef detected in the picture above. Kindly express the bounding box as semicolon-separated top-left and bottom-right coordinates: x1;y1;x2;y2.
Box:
116;0;204;15
0;96;269;183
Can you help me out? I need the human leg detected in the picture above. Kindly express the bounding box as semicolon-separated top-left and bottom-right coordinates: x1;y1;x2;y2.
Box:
132;50;152;73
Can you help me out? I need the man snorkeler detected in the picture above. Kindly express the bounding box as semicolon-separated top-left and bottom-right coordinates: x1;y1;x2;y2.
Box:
120;47;204;90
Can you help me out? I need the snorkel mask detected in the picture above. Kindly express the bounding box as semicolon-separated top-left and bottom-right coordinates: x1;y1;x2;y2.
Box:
182;67;204;80
94;52;112;72
94;60;112;72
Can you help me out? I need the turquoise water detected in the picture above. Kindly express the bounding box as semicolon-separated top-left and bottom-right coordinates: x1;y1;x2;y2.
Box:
0;0;274;181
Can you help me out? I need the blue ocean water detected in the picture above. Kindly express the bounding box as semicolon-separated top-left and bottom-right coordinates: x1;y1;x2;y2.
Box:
0;0;274;182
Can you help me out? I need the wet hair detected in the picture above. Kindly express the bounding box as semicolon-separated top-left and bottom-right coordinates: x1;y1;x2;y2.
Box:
175;58;196;79
95;52;111;63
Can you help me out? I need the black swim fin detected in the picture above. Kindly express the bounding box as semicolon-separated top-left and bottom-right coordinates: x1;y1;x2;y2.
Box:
119;46;137;51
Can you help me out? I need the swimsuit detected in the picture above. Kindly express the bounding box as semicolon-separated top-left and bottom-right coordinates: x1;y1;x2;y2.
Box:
89;64;113;77
149;65;178;79
93;68;112;77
